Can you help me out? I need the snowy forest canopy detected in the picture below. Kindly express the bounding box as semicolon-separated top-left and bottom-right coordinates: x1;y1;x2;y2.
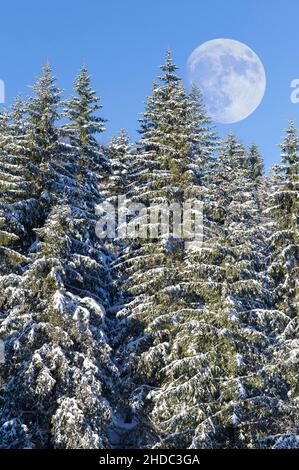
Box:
0;52;298;449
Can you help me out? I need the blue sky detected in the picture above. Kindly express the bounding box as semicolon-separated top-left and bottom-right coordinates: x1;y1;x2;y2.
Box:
0;0;298;168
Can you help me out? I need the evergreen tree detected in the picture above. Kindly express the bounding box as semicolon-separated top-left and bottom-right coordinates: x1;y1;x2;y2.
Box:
62;66;108;177
0;66;115;449
0;100;42;274
102;129;133;201
247;143;264;183
0;55;298;451
149;135;292;448
188;84;217;184
268;121;298;318
111;52;215;447
0;100;31;203
26;65;63;200
0;204;114;448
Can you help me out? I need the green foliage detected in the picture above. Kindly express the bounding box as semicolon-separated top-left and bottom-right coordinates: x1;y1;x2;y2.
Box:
0;54;298;450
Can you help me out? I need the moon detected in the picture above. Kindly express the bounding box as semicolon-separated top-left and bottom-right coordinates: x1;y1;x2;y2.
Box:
187;39;266;124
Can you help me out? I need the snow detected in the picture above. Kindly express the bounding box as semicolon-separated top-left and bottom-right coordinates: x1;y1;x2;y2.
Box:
53;290;65;313
81;296;106;317
0;55;298;451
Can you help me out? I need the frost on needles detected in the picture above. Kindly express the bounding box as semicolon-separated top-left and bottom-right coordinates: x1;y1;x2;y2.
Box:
0;53;298;449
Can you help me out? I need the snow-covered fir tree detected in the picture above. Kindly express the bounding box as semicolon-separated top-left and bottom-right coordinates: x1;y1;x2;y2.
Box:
188;84;217;185
0;66;116;448
62;65;108;175
0;203;115;448
0;100;31;204
268;121;298;321
264;121;299;448
148;134;297;449
111;52;217;447
102;129;133;202
25;65;64;201
0;99;42;275
0;55;298;450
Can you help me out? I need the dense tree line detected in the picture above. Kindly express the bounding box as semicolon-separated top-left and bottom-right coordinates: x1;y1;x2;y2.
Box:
0;53;298;449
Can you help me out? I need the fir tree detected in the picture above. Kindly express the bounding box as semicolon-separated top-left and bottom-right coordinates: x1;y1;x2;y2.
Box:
0;66;115;449
26;65;63;200
0;100;31;203
149;135;292;448
111;52;214;447
0;204;114;448
102;129;133;201
0;100;42;274
62;66;108;177
188;84;217;184
268;121;298;318
0;55;298;450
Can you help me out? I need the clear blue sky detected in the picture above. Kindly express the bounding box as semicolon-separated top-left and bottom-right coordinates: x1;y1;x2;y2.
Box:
0;0;298;168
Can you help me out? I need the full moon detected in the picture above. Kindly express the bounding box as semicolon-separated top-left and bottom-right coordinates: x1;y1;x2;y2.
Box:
187;39;266;124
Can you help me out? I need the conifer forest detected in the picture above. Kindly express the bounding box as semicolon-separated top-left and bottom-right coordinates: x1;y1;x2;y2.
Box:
0;53;298;450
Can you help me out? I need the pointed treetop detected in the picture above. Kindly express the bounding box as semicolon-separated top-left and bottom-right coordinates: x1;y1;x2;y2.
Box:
189;82;212;122
248;143;264;179
64;64;106;133
224;132;246;150
109;128;130;145
283;119;298;144
287;118;296;129
223;132;242;150
159;50;180;83
71;65;104;117
0;108;9;130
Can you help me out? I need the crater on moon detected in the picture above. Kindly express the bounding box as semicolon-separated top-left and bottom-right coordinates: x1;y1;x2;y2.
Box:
187;39;266;124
